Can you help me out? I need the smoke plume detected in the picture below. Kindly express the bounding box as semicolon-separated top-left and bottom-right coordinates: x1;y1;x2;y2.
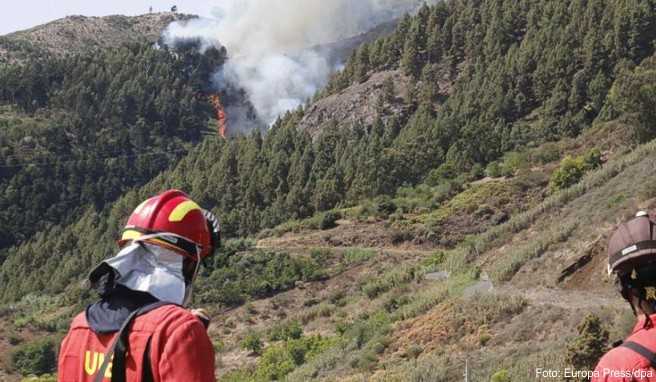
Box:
163;0;430;127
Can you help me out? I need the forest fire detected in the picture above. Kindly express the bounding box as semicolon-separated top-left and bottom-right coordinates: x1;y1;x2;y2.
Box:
209;94;227;138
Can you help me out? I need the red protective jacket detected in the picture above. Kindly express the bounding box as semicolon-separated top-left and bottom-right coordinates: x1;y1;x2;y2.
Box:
58;305;215;382
593;314;656;381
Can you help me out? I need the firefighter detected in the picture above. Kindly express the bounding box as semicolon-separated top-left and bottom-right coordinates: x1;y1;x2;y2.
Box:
58;190;220;382
593;211;656;381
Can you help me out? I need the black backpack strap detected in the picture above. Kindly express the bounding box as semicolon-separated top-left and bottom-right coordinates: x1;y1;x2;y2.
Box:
94;301;173;382
621;341;656;368
142;336;154;382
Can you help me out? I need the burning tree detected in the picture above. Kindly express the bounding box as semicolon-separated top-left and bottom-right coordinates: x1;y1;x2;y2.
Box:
209;94;228;138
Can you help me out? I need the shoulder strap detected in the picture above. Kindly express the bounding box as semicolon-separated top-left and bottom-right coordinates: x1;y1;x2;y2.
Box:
621;341;656;368
94;301;173;382
142;337;154;382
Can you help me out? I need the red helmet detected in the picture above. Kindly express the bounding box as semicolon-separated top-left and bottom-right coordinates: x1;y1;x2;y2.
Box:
119;190;218;260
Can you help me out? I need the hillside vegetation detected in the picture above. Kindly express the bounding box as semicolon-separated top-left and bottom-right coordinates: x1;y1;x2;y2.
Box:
3;0;656;381
0;42;228;250
0;12;193;64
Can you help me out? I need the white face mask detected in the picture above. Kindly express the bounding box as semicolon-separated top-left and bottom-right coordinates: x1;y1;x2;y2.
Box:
103;242;188;305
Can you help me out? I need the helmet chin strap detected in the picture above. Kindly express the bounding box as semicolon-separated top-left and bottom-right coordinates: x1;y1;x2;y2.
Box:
619;274;654;329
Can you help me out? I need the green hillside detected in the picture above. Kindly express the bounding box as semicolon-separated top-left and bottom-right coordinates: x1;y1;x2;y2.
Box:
3;0;656;381
0;41;229;249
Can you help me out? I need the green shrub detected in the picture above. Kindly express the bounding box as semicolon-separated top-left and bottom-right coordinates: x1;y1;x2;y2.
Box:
406;345;423;359
422;251;447;268
317;303;335;318
361;267;416;299
209;238;256;268
566;314;609;375
550;155;583;190
343;248;377;265
335;321;350;336
549;149;602;192
310;248;333;265
269;320;303;341
352;201;377;221
372;341;386;354
263;211;342;237
319;211;339;230
11;338;56;376
490;369;511;382
199;250;325;306
300;259;329;282
355;350;378;370
531;142;561;164
373;196;397;218
255;345;296;380
499;151;529;176
300;303;335;324
469;163;485;180
242;332;263;355
479;332;492;346
347;311;391;350
580;148;602;169
254;335;336;380
213;339;225;353
329;290;347;307
427;162;458;184
486;162;502;178
383;295;411;313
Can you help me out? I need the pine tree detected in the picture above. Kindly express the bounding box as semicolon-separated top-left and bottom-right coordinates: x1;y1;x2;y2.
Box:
401;19;424;79
420;63;440;107
353;44;371;83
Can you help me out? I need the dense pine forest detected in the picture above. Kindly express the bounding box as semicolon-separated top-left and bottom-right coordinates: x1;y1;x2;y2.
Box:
3;0;656;380
0;42;226;248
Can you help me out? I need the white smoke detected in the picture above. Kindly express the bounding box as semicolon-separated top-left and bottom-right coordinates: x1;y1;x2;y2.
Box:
163;0;429;126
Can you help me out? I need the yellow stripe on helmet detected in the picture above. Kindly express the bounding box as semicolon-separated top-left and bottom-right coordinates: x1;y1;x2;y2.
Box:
120;229;143;242
168;200;201;222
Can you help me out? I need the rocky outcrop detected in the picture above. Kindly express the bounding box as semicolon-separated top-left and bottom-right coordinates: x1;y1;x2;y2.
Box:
298;70;413;136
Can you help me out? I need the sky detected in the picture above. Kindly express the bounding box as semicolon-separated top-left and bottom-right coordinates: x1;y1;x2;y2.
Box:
0;1;217;35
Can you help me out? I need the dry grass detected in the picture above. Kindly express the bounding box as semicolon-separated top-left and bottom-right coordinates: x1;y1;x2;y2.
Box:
472;139;656;256
490;221;579;282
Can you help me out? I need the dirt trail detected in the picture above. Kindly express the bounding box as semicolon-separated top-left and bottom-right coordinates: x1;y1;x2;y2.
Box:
256;243;437;257
493;284;625;310
459;271;624;310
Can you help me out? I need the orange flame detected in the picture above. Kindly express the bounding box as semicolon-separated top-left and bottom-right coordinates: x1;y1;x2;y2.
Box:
209;94;227;138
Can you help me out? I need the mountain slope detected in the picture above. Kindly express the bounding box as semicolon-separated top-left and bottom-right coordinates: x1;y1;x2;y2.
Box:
3;0;656;381
0;12;194;64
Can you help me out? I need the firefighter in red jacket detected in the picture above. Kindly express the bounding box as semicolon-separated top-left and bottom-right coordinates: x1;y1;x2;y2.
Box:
58;190;220;382
593;211;656;381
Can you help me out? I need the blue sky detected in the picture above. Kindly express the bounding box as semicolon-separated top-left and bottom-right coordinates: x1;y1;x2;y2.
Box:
0;1;217;35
